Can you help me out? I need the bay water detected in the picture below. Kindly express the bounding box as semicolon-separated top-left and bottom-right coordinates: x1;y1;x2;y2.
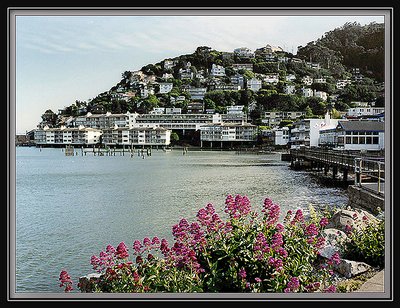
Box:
14;146;349;292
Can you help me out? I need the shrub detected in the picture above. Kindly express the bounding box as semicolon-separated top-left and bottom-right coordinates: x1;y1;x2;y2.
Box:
60;195;340;293
340;211;385;268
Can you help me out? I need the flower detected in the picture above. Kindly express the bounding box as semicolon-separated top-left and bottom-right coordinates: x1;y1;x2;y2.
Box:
284;277;300;293
59;270;73;292
116;242;129;259
319;217;329;227
238;267;247;279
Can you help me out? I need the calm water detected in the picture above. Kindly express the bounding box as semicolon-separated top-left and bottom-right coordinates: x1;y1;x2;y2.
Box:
14;146;348;292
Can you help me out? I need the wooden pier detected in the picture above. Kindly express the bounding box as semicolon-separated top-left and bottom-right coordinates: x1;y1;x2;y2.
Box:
289;148;385;195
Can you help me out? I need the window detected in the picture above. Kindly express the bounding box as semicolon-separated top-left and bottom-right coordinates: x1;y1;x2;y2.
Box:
352;137;358;144
346;136;351;144
373;137;379;144
359;136;365;144
366;137;372;144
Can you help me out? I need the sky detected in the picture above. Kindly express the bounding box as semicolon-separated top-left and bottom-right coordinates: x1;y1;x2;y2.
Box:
13;10;386;134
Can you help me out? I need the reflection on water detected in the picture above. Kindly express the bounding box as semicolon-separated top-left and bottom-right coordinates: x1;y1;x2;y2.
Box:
15;147;348;292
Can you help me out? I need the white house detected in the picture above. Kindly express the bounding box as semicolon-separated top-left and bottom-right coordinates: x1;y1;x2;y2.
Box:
263;73;279;84
247;78;262;92
314;90;328;101
210;64;226;77
302;76;313;86
302;88;314;97
274;126;290;146
284;85;296;95
346;107;385;118
158;82;173;94
233;47;254;58
333;120;384;150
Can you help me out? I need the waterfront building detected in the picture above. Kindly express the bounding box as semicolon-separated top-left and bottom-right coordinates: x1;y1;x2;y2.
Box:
274;126;290;146
289;112;339;149
74;112;138;129
101;126;171;147
320;120;385;151
199;122;257;148
34;125;102;146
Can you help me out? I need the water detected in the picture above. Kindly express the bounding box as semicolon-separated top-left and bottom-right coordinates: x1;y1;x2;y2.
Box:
14;146;348;293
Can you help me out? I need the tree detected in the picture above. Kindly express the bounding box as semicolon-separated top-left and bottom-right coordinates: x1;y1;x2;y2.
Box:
170;132;180;145
41;109;58;127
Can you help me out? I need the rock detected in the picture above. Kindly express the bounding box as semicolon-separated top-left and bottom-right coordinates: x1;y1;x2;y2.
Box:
326;208;380;233
78;272;102;292
319;228;348;259
334;259;372;278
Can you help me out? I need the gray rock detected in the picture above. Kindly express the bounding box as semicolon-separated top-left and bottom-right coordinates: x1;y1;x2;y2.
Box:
334;259;372;278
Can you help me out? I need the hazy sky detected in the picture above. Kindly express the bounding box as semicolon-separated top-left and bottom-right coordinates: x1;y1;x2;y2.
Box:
13;10;386;134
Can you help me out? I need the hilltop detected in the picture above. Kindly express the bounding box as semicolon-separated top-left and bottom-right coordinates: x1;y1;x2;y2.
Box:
40;21;385;129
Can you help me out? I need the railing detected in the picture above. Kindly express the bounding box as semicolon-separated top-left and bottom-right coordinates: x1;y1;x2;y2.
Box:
354;157;385;195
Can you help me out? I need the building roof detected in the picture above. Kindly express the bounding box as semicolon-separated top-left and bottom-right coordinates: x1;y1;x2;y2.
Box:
338;120;384;132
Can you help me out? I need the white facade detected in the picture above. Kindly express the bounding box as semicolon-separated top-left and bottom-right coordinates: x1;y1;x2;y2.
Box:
290;113;339;148
74;112;139;129
102;127;171;146
226;105;245;115
346;107;385;118
200;123;257;143
210;64;226;77
302;76;313;85
274;127;290;145
302;88;313;97
284;85;296;95
233;47;254;58
263;73;279;84
314;90;328;101
158;82;173;94
34;125;102;145
247;78;262;92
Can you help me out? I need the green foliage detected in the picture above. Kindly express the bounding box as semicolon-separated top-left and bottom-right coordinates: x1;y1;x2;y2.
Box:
340;215;385;268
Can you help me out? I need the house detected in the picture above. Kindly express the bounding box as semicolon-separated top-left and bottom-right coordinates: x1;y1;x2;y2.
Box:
102;126;171;146
247;78;262;92
187;101;205;114
314;90;328;101
226;105;245;115
289;112;339;149
200;123;257;148
285;74;296;82
302;88;314;98
158;82;173;94
274;126;290;146
284;85;296;95
230;74;245;88
302;76;313;86
330;120;384;151
346;107;385;118
184;87;207;100
210;64;226;77
336;79;352;89
233;47;254;58
262;111;305;127
232;63;254;72
263;73;279;84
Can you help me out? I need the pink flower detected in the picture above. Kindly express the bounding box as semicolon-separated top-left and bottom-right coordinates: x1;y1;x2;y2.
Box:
116;242;129;259
59;270;73;292
319;217;329;227
238;267;247;279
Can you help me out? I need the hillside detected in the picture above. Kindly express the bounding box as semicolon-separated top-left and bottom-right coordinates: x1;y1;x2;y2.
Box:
41;22;385;128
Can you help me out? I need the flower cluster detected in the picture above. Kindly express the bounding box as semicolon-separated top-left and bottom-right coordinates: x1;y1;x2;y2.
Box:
59;270;73;292
60;194;338;293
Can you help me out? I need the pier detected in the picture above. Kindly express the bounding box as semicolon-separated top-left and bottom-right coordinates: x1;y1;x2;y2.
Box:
288;147;385;212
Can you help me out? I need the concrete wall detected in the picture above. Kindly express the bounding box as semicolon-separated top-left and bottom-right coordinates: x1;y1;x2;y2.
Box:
347;185;384;215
